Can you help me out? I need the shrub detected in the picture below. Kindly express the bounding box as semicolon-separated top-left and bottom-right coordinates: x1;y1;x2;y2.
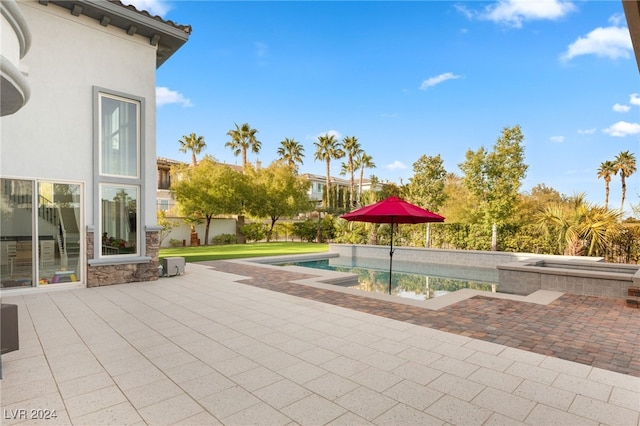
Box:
211;233;238;245
240;223;267;242
168;238;183;248
293;216;337;243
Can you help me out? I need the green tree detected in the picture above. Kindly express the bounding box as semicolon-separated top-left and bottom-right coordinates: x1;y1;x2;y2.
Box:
157;210;177;246
178;133;206;166
404;154;448;212
597;160;617;210
244;161;312;241
277;137;305;169
341;136;362;208
354;152;376;205
459;125;528;226
614;151;637;212
225;122;261;167
170;158;249;245
313;133;345;208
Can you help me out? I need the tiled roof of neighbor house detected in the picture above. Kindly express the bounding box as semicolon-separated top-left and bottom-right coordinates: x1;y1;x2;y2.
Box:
157;157;244;172
44;0;191;67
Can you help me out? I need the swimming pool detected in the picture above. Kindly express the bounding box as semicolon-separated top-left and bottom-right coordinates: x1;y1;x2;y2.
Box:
281;258;498;300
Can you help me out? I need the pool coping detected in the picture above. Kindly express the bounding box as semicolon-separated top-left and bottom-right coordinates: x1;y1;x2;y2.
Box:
238;253;565;310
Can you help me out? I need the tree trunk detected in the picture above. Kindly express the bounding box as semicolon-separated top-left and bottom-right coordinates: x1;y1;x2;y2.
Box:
236;215;246;244
204;215;212;246
621;175;626;212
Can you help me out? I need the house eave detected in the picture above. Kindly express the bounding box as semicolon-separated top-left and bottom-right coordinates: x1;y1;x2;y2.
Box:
623;0;640;73
42;0;191;68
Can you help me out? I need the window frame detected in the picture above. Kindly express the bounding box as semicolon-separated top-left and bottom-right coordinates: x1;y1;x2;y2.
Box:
91;87;147;264
99;183;140;258
98;92;141;179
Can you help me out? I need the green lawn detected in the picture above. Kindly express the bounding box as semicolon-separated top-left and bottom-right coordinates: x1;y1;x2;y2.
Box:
159;242;329;263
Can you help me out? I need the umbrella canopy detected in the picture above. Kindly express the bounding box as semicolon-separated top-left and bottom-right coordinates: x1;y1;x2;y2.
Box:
341;196;445;224
340;196;445;294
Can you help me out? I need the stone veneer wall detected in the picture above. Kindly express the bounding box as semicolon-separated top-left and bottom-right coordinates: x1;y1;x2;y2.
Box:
86;231;160;287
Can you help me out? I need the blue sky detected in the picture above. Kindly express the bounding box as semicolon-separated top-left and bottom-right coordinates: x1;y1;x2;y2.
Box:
131;0;638;211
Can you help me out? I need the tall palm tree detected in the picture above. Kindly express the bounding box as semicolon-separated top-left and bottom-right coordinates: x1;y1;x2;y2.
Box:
313;134;344;208
614;151;637;212
342;136;362;208
178;133;206;166
225;123;261;167
277;137;305;169
354;152;375;205
596;160;617;210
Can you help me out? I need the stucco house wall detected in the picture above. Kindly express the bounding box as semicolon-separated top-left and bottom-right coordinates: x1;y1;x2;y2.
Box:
1;0;190;289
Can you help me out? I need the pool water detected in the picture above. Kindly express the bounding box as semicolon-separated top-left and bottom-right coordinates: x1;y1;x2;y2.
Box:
282;259;497;300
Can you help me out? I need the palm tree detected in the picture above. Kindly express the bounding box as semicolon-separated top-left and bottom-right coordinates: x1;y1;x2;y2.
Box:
354;152;375;205
225;123;261;167
614;151;637;212
342;136;362;208
178;133;206;166
313;134;344;208
277;137;305;169
597;160;617;210
536;193;622;256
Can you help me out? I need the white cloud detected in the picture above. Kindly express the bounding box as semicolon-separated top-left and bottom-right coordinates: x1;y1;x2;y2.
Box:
577;128;596;135
550;135;565;143
561;26;632;61
315;130;342;140
602;121;640;137
420;72;461;90
608;13;625;26
613;103;631;113
630;93;640;106
254;41;269;58
385;161;407;171
478;0;576;28
120;0;170;17
156;86;193;107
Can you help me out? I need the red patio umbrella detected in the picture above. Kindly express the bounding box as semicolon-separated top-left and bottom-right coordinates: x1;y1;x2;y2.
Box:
340;196;445;294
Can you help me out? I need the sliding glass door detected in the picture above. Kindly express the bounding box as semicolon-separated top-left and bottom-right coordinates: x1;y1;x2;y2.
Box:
0;178;82;289
0;179;34;288
37;182;82;285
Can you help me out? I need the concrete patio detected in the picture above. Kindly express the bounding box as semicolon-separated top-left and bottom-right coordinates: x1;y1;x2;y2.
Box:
1;261;639;425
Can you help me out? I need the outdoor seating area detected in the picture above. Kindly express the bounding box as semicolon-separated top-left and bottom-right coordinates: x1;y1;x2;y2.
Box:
2;261;638;425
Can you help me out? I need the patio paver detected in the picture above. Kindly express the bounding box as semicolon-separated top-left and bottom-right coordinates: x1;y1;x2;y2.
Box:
1;261;639;425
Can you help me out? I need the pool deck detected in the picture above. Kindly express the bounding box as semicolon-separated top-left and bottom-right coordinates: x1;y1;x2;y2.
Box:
1;260;639;425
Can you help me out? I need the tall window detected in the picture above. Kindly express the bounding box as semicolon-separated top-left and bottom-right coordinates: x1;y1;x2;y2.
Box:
100;94;139;178
97;89;142;258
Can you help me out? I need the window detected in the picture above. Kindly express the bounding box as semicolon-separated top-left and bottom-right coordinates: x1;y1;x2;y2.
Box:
100;94;139;178
94;88;144;261
101;185;138;256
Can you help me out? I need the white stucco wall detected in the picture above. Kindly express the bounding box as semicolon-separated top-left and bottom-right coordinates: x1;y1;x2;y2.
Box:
1;0;158;225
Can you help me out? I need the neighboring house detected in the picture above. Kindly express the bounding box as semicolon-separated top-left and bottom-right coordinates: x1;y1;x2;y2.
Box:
0;0;191;290
301;173;380;209
157;157;182;215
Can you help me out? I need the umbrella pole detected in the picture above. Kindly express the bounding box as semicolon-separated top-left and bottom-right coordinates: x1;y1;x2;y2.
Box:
389;217;394;295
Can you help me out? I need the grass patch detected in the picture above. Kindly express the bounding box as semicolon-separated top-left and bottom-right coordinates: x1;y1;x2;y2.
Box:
159;242;329;263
